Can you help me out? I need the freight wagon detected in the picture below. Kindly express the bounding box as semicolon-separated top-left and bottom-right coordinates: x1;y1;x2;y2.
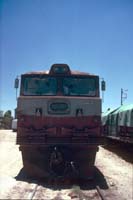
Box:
102;104;133;143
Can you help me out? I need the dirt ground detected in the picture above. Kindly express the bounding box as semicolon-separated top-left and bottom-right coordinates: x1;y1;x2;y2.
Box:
0;130;132;199
96;143;133;200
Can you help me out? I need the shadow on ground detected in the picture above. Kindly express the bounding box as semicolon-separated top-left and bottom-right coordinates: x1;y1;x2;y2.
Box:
15;166;108;190
102;139;133;163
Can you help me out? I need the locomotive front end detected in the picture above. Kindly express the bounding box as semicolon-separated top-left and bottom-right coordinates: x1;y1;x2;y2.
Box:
16;64;104;179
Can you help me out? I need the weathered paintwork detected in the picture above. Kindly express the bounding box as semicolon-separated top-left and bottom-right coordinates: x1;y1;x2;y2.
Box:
16;64;103;179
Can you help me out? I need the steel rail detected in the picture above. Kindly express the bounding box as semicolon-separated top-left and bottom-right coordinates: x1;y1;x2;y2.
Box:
96;185;106;200
30;184;39;200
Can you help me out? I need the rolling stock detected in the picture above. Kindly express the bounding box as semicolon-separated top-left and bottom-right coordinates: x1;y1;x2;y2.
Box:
102;104;133;143
15;64;105;179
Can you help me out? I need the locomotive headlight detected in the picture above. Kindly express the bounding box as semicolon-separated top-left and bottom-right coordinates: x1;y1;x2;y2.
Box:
53;66;67;73
49;64;71;75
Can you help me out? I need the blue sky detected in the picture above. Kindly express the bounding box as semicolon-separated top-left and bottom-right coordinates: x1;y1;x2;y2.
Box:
1;0;133;116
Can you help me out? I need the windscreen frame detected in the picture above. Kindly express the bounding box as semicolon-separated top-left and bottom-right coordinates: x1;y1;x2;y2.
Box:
20;74;99;97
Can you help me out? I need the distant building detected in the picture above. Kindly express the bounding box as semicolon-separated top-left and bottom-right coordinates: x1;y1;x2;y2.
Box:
0;110;3;118
0;110;4;128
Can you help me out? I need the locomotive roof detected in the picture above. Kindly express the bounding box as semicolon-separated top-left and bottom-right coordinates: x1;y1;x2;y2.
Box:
22;70;97;76
22;64;98;76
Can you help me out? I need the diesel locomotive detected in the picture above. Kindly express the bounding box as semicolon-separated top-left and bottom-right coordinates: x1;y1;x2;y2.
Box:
15;64;105;179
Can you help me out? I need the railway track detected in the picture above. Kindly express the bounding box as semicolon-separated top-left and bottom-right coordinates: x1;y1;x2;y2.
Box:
30;183;119;200
1;131;130;200
29;184;38;200
4;179;120;200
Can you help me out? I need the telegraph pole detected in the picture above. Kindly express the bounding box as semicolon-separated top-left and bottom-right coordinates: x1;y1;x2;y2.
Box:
121;88;128;105
121;88;123;105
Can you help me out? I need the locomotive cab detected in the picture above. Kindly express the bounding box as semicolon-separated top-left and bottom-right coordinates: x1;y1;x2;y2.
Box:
15;64;104;179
